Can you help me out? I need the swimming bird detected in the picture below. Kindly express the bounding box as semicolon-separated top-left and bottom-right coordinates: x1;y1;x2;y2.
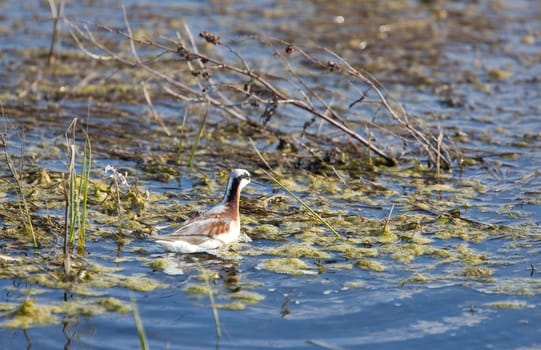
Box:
156;169;251;253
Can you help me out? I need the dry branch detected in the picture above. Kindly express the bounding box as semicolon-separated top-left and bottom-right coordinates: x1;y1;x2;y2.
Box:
65;16;456;168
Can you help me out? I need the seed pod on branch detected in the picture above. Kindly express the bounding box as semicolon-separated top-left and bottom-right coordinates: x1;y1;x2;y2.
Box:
199;31;221;45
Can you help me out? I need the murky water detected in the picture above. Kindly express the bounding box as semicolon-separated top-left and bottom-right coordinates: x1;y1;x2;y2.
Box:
1;1;540;349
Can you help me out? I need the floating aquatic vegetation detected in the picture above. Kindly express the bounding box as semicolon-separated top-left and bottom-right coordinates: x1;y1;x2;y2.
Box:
257;258;316;275
343;280;364;289
0;299;60;328
355;259;386;272
478;278;541;296
400;274;430;285
324;244;379;259
484;301;528;309
117;275;167;292
460;267;493;279
145;258;173;270
0;296;131;328
184;283;212;295
182;268;264;316
0;118;530;324
230;290;265;304
97;297;132;313
265;242;331;259
217;301;246;311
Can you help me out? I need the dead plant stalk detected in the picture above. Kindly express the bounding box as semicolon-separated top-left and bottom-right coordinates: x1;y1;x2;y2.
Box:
250;138;341;238
66;16;454;169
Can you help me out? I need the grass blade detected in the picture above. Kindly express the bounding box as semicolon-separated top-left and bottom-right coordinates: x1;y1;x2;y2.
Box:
77;131;92;253
249;138;341;238
65;119;78;247
188;102;209;168
195;262;222;341
1;134;37;247
1;99;37;247
264;169;341;238
131;296;149;350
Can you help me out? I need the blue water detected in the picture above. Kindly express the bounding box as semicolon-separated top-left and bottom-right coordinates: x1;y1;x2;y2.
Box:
1;1;541;349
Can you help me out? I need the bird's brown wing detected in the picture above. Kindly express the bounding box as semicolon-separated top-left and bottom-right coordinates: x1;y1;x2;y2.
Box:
156;217;232;245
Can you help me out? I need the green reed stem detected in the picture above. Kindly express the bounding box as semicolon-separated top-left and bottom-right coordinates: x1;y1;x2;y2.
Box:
115;177;122;235
196;263;222;340
62;173;71;277
77;132;92;253
1;134;37;247
67;142;77;246
131;295;149;350
264;169;341;238
188;102;209;168
65;118;93;252
249;138;341;238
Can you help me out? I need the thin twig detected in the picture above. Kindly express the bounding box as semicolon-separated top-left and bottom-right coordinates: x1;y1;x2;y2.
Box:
122;5;141;64
250;138;341;238
66;18;456;168
67;20;394;163
436;129;444;178
47;0;65;66
142;82;171;136
383;203;395;233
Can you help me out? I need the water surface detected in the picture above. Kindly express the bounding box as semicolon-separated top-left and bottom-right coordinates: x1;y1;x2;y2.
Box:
1;1;540;349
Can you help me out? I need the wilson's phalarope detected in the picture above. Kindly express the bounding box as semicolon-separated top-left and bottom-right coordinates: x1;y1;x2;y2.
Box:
156;169;251;253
